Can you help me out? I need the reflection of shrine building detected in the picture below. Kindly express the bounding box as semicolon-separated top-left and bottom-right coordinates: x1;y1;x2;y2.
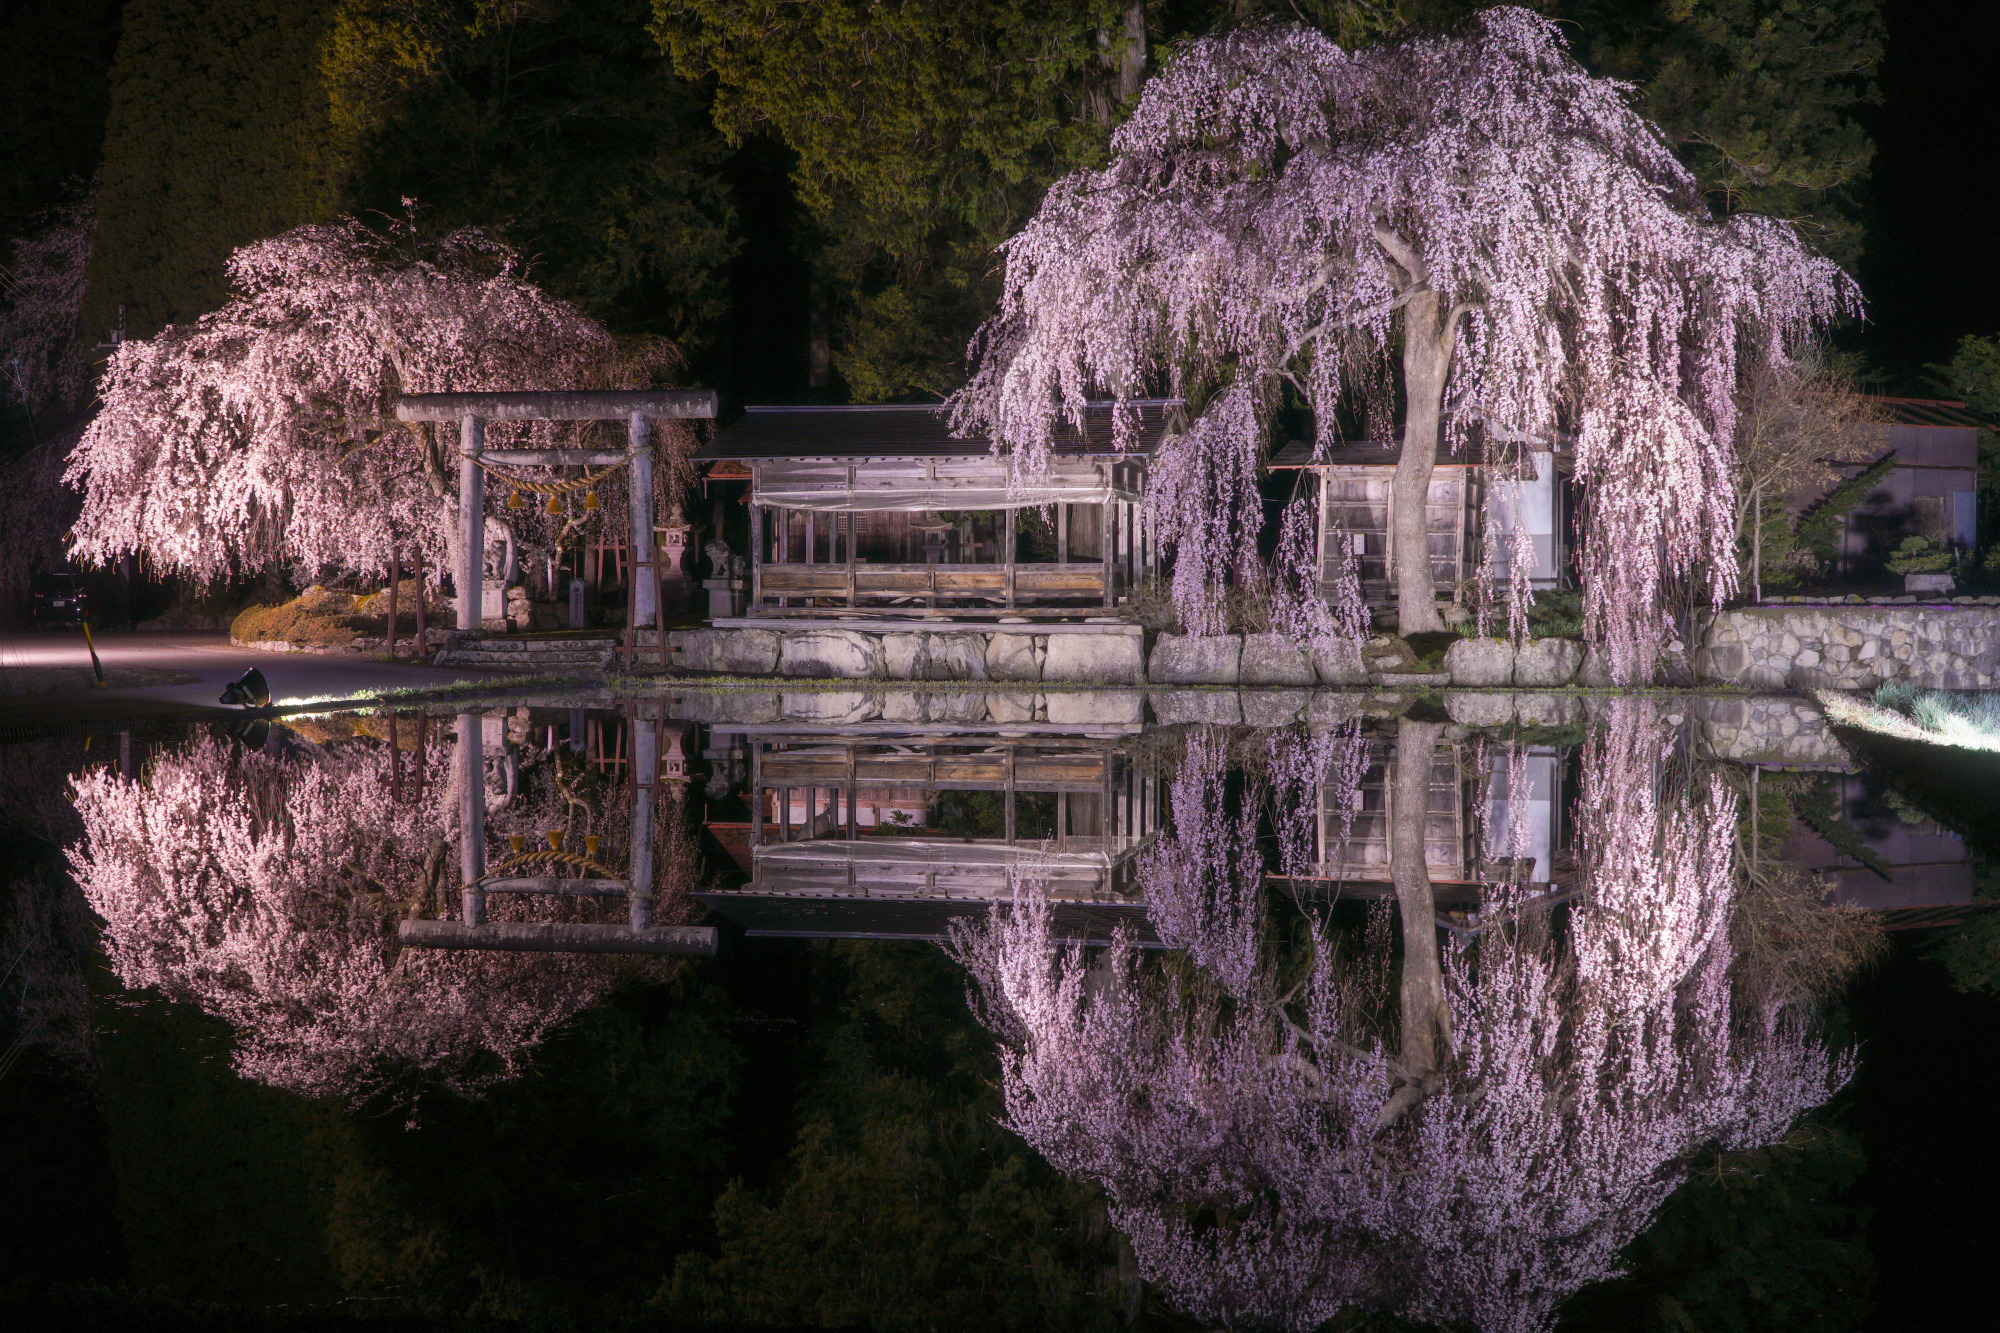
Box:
1273;739;1575;905
697;730;1164;943
1783;772;1975;914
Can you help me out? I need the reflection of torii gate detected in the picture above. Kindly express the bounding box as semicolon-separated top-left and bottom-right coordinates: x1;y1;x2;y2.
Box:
397;708;717;956
395;390;717;658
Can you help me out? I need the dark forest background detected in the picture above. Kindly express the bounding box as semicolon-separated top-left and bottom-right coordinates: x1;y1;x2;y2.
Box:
10;0;1995;427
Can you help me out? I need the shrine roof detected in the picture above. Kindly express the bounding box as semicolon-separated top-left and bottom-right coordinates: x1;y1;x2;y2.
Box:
695;400;1181;461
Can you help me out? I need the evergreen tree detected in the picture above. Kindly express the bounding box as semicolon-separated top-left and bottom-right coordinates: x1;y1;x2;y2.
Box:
1567;0;1880;266
0;0;122;242
82;0;342;342
654;0;1137;401
323;0;738;347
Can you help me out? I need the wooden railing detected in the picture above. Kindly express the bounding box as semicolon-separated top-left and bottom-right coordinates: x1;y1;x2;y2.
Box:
754;561;1110;612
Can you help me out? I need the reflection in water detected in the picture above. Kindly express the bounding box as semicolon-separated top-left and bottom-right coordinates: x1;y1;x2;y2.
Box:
20;687;1959;1328
950;699;1850;1333
65;712;694;1099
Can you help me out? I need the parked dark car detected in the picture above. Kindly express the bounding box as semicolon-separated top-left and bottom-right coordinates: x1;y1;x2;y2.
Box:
29;572;93;628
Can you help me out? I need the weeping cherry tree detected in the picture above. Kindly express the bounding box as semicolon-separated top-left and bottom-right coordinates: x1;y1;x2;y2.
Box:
952;8;1855;678
65;217;682;590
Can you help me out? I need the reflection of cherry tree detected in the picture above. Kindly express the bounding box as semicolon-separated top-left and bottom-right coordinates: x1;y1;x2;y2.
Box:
952;702;1847;1333
68;732;621;1099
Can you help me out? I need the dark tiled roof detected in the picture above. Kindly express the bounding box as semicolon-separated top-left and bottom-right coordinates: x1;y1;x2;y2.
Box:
1866;397;1989;429
695;400;1181;461
1268;440;1483;468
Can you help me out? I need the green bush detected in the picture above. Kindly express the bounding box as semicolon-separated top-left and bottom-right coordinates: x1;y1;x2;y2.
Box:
1886;534;1951;575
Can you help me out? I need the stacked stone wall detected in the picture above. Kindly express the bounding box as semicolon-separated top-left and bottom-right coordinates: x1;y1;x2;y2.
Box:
1696;607;1997;690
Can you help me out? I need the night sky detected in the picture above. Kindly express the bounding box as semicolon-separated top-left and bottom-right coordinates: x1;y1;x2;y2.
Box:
1855;0;2000;383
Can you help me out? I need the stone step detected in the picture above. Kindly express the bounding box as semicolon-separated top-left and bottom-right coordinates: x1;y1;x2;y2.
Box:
453;638;619;653
433;641;615;670
1369;669;1452;688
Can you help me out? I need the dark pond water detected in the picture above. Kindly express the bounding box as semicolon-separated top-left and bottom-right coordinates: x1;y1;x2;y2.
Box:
2;688;1996;1332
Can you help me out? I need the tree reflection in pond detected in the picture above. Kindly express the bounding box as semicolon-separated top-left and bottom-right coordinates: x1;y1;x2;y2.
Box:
951;698;1851;1333
66;726;668;1100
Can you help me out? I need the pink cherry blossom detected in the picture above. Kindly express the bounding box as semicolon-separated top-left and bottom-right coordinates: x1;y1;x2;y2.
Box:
68;730;625;1099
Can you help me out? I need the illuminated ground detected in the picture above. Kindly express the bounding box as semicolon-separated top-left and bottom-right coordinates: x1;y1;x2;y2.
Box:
0;629;505;725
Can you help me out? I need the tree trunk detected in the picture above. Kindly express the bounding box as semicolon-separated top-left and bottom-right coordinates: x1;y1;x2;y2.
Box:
1376;717;1450;1136
386;548;399;660
1115;5;1147;102
1752;489;1762;603
1392;288;1451;633
1087;5;1147;125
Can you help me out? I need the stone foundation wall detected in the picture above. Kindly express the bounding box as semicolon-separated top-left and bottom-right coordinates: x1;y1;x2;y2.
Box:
672;626;1148;685
1695;606;1998;690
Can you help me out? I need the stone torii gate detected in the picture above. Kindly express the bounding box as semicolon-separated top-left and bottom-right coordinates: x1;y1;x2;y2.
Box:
398;706;717;956
394;390;718;640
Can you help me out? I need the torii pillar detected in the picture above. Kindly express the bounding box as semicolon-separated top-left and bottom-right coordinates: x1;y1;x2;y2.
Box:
393;390;718;634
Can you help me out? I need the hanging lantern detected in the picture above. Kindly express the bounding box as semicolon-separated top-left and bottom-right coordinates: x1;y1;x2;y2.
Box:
545;491;562;516
508;834;525;855
583;488;600;511
546;830;565;852
584;834;600;858
506;488;525;510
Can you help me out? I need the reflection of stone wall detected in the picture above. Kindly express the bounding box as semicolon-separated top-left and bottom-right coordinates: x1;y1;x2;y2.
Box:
1688;695;1852;769
675;688;1144;728
1696;607;1998;690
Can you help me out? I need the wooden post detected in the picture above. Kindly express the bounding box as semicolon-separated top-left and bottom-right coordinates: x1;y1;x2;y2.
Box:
750;502;764;612
1102;499;1115;608
385;547;399;660
458;712;486;926
1004;507;1017;609
1005;747;1017;843
630;711;657;931
458;415;485;632
846;511;857;608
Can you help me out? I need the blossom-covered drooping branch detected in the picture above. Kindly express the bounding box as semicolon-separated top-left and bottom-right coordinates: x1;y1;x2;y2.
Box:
65;218;680;583
952;702;1848;1333
954;9;1855;671
0;193;93;418
1139;728;1267;996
